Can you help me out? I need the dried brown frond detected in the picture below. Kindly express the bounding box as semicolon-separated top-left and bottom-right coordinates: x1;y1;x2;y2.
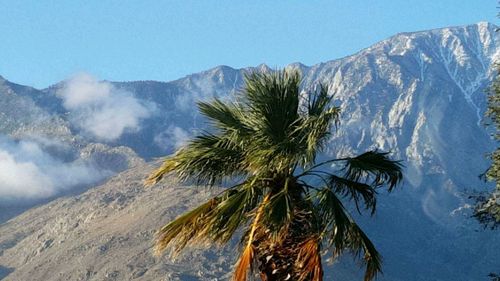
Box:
233;244;255;281
296;236;323;281
233;194;270;280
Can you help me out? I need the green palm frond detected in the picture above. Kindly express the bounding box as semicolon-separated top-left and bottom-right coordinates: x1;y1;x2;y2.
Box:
316;187;351;249
296;105;340;166
328;175;377;215
145;157;179;186
148;68;402;281
197;98;251;136
244;70;301;144
347;223;383;281
206;183;262;243
155;197;219;255
316;188;382;281
343;150;403;191
307;84;335;117
147;133;247;186
157;184;263;255
263;188;294;236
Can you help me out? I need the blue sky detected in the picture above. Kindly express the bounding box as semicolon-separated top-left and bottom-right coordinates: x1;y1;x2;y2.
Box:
0;0;497;88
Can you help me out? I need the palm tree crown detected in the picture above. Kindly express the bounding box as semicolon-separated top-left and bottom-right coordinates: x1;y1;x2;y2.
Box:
146;69;403;281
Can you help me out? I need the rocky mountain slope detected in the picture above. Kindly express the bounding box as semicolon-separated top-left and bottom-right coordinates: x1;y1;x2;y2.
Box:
1;22;500;280
0;163;365;281
0;163;232;281
0;75;144;220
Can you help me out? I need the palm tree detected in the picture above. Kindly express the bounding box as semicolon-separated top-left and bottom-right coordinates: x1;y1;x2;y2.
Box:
145;69;403;281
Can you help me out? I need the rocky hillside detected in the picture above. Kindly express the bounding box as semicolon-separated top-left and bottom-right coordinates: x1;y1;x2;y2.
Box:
0;163;370;281
0;163;227;281
0;76;144;219
1;22;500;280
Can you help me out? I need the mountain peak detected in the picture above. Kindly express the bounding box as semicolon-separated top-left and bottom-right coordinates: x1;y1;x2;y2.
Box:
1;22;499;281
256;63;272;72
476;21;496;29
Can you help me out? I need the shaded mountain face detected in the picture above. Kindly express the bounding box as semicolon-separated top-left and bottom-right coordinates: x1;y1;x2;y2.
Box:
0;22;499;280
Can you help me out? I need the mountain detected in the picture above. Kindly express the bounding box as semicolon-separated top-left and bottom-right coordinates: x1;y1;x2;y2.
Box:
0;162;364;281
0;163;234;281
0;22;499;280
0;76;144;223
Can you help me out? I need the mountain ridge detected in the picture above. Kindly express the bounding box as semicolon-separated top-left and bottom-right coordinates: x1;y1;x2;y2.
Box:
0;22;494;91
0;22;499;280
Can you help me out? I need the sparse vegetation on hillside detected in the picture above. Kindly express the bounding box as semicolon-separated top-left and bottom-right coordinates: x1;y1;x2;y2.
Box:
474;64;500;228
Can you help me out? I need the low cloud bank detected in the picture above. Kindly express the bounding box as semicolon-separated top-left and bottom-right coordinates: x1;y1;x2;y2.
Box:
154;125;190;152
57;73;154;141
0;136;109;205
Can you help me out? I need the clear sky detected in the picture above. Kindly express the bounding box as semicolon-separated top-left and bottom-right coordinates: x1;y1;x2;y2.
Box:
0;0;497;88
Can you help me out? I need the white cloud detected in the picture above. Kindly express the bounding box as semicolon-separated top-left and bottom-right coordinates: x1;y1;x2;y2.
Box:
154;126;190;151
58;73;154;141
0;150;54;200
174;93;194;112
0;137;108;204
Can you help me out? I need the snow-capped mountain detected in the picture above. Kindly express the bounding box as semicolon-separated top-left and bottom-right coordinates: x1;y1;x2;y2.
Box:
0;22;499;280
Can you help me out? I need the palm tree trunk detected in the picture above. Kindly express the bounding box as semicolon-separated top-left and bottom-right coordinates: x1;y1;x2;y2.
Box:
255;206;321;281
256;240;299;281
